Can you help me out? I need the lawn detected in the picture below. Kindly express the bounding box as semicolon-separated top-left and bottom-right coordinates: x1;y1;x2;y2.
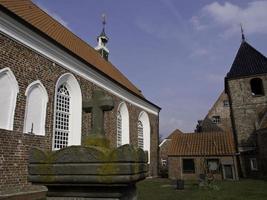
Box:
137;178;267;200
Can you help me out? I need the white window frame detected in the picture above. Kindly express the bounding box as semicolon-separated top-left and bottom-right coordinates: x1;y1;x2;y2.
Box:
250;158;258;171
23;80;48;136
117;102;129;147
52;73;82;150
137;120;144;149
0;67;19;130
54;84;71;149
117;110;122;147
138;111;151;162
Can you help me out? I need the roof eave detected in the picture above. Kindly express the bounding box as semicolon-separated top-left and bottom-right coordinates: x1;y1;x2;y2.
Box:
0;4;161;111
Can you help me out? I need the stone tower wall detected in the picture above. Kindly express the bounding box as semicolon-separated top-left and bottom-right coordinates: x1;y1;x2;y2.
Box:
227;75;267;147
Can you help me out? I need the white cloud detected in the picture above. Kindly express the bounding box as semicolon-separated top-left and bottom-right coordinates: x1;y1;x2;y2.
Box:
35;2;70;29
190;16;207;31
192;1;267;38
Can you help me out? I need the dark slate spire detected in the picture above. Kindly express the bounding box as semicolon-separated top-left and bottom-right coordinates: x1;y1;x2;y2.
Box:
95;14;109;60
226;41;267;79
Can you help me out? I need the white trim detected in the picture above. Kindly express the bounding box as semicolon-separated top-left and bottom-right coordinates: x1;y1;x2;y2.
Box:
52;73;82;150
138;111;151;163
159;138;171;147
23;80;48;135
25;80;48;100
0;67;19;130
0;11;159;116
249;158;258;171
117;102;130;146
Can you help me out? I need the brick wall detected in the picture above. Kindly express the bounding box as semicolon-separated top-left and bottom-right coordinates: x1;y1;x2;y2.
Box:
0;129;48;191
0;32;159;189
159;139;171;162
168;156;236;180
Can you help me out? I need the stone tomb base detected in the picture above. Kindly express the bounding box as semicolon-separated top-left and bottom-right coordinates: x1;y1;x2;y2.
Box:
28;145;147;200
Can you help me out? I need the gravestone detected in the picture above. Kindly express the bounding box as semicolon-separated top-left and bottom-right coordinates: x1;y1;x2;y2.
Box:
28;89;148;199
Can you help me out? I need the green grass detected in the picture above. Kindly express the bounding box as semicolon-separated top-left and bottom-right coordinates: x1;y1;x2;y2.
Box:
137;178;267;200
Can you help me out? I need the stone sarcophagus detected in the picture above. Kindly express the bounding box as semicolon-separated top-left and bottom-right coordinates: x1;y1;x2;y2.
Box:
28;89;148;199
28;145;148;199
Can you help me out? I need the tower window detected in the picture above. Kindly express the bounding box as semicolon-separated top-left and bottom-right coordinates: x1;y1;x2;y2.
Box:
250;78;264;96
212;116;221;124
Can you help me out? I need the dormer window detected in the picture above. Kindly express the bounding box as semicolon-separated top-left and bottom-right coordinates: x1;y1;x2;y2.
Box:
250;78;264;96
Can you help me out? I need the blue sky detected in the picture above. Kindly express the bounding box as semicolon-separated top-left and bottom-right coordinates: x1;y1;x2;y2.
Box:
33;0;267;138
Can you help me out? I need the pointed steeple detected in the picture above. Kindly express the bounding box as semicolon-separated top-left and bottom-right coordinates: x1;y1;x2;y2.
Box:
226;41;267;79
95;14;109;61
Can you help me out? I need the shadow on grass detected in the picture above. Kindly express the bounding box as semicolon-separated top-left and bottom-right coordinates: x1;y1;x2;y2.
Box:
137;178;267;200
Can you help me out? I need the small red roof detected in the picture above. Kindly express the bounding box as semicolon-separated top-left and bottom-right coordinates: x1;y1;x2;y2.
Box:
168;131;236;156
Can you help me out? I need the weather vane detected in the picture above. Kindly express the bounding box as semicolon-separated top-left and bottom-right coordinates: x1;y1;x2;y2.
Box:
102;13;106;27
240;23;245;41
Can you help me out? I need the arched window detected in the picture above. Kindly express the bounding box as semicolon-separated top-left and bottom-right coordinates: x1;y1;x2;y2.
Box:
250;78;264;96
117;102;129;147
53;73;82;150
117;111;122;146
138;111;151;162
0;68;19;130
24;80;48;135
137;120;144;149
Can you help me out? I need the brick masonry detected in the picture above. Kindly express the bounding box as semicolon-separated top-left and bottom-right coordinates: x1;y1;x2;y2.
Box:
0;33;159;190
168;156;238;180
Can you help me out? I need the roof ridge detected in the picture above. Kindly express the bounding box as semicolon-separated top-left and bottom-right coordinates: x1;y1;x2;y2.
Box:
0;0;150;100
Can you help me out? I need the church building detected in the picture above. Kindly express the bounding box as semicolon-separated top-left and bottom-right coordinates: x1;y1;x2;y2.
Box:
225;35;267;178
164;32;267;180
0;0;160;195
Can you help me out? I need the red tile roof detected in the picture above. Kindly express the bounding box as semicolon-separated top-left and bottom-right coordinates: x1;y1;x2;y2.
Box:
0;0;144;98
166;129;183;139
168;130;236;156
